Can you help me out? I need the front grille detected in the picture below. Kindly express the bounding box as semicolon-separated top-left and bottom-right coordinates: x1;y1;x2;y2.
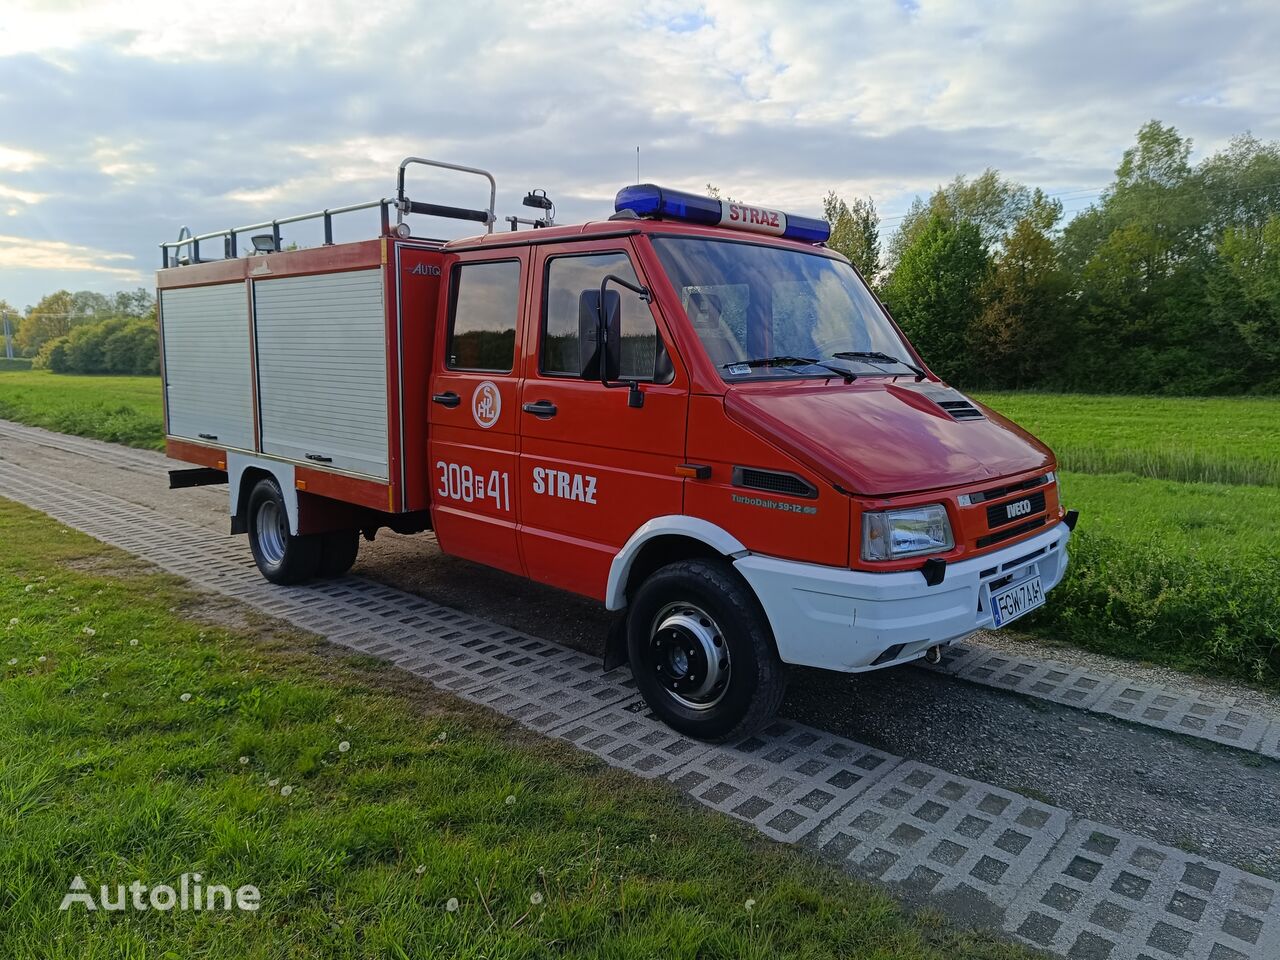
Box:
967;473;1050;505
977;516;1047;548
732;466;817;500
986;490;1047;529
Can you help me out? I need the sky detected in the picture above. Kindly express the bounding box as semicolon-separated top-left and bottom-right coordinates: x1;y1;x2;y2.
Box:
1;0;1278;310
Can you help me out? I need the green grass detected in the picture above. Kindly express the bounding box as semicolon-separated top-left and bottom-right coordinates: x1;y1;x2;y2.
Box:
0;369;162;450
975;392;1280;487
1025;472;1280;685
0;498;1028;960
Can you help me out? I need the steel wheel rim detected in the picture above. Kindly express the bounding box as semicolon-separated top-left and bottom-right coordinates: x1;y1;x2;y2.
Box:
255;499;287;567
648;601;731;711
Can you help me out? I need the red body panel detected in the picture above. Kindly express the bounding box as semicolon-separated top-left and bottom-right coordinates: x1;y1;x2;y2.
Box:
684;395;848;567
723;382;1054;497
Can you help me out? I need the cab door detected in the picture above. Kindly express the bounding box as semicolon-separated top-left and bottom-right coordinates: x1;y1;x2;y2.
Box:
428;251;527;575
517;242;688;599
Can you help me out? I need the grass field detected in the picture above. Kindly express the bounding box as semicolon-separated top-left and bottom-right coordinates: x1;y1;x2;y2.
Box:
975;393;1280;686
0;499;1026;960
1;369;1277;688
0;369;162;449
1036;472;1279;681
975;392;1280;487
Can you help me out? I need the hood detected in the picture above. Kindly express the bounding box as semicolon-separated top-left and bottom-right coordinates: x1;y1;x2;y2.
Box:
723;380;1054;496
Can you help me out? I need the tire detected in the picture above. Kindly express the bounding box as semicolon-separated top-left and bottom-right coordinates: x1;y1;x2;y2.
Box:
318;529;360;578
626;558;786;742
246;478;322;584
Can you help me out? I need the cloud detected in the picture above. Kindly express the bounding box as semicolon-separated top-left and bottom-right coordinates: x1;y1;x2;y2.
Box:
0;233;144;281
1;0;1278;305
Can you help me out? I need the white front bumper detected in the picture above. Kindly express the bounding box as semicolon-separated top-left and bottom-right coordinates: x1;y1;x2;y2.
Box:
734;521;1071;673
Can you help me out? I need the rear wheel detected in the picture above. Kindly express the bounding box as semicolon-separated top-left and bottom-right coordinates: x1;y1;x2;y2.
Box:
247;478;322;584
627;558;786;742
318;529;360;578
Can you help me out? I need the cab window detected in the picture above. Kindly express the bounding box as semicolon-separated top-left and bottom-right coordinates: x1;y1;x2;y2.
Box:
542;252;669;381
446;260;521;372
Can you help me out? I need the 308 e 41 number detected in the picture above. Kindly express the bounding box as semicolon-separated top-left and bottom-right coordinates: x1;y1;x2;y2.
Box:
435;461;510;512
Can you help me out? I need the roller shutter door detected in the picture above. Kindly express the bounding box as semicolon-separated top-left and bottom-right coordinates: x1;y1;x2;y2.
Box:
161;282;254;451
254;269;389;479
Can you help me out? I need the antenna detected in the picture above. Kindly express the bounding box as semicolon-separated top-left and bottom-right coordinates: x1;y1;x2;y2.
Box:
636;146;640;184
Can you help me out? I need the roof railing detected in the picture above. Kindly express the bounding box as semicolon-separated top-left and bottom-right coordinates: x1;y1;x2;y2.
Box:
160;157;497;268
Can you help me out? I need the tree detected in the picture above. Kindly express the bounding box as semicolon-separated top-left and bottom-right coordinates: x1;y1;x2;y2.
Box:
886;169;1034;272
111;288;156;320
973;194;1072;388
880;214;989;385
14;290;77;356
1211;214;1280;383
823;192;880;282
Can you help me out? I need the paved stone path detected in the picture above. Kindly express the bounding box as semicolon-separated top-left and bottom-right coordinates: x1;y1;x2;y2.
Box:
2;429;1278;958
923;641;1280;758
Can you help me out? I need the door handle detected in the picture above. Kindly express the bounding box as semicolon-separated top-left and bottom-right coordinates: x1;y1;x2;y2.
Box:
522;399;558;418
432;391;461;408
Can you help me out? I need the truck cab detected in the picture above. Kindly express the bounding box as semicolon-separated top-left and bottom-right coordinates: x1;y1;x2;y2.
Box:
158;164;1073;741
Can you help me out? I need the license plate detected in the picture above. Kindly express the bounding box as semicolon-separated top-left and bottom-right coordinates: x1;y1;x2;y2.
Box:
991;575;1045;627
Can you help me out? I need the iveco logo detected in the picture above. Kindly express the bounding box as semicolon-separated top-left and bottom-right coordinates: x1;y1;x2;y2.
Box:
409;263;441;276
1006;499;1033;519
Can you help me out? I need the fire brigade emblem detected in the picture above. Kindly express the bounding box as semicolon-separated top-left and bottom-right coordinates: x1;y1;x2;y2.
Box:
472;381;501;429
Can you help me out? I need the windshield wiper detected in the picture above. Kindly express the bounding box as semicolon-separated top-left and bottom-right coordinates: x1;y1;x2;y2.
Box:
831;351;926;381
726;356;855;383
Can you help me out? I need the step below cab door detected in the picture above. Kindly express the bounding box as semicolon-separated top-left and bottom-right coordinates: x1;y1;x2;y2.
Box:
427;250;528;575
517;241;688;599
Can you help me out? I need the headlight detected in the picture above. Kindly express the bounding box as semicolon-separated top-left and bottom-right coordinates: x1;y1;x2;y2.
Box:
862;503;954;561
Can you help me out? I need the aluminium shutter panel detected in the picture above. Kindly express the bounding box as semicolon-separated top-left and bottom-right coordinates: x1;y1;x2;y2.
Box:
253;269;389;479
160;282;255;451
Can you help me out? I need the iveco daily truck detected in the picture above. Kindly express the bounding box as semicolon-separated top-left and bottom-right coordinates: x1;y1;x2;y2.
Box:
157;157;1076;740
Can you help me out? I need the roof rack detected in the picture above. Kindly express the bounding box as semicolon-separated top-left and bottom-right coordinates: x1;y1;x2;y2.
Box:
161;156;497;267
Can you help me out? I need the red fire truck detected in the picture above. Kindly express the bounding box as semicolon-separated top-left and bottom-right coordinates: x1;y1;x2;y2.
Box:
158;157;1076;740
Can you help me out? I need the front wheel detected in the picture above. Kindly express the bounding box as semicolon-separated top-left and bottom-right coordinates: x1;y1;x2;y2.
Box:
626;558;786;742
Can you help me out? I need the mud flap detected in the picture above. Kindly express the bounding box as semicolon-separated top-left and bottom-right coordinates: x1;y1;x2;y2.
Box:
602;613;628;672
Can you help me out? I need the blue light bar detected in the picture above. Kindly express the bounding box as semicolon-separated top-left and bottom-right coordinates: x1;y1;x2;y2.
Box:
615;183;831;244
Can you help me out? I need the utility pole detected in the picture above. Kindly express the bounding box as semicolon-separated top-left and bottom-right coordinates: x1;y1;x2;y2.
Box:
1;309;13;360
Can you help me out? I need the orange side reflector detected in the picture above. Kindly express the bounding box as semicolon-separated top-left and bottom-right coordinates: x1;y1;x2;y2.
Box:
675;463;712;480
216;460;226;470
295;479;307;491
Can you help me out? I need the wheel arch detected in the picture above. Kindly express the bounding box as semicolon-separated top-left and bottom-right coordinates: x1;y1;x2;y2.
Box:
228;453;298;535
605;516;749;612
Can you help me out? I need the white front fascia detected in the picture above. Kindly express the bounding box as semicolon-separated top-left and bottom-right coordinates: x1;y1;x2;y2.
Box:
734;522;1071;673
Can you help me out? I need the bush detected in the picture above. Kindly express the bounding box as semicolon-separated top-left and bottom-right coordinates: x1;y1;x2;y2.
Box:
1027;528;1280;686
0;357;33;371
33;317;159;375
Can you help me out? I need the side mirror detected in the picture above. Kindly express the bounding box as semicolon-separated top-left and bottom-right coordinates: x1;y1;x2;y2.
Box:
577;289;621;381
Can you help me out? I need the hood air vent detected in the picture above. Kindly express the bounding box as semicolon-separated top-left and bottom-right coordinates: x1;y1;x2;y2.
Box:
909;383;986;421
936;398;985;421
733;466;818;500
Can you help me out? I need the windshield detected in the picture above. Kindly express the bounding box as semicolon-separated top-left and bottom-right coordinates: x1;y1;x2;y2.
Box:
650;236;913;380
